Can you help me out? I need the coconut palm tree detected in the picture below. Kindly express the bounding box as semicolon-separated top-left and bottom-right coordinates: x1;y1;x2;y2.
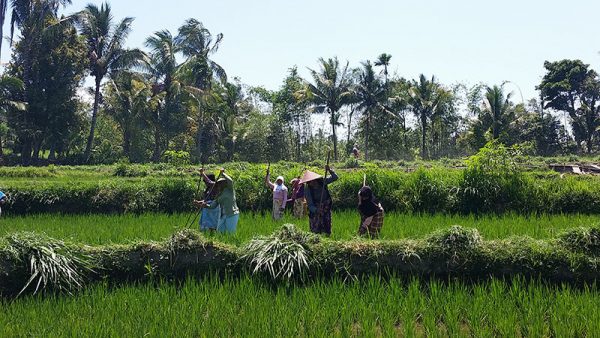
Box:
408;74;447;159
483;85;514;140
374;53;392;86
301;57;354;161
0;0;72;60
355;61;386;161
104;71;151;159
176;18;226;90
0;75;26;159
76;2;143;162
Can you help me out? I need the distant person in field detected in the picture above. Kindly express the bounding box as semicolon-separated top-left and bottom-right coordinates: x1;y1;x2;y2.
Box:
265;168;288;220
357;186;384;239
195;168;239;234
197;169;220;232
0;191;6;216
352;145;360;159
288;177;307;219
303;165;339;236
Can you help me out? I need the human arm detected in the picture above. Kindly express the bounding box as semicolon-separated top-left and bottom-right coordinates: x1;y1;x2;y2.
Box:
325;166;338;185
200;168;215;185
265;170;274;190
281;187;288;209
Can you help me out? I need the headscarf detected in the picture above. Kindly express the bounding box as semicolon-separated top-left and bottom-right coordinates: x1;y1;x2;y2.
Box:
358;186;379;217
275;176;285;192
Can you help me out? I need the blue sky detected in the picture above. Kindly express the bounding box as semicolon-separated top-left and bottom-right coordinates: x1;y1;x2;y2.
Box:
4;0;600;101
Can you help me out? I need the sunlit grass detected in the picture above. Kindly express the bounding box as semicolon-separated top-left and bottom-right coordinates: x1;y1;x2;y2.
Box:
1;276;598;336
0;211;598;245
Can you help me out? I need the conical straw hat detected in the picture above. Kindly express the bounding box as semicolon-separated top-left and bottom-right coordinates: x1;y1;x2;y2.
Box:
300;170;322;184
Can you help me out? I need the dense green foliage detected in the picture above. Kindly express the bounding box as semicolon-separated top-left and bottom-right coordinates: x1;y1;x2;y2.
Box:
0;1;597;165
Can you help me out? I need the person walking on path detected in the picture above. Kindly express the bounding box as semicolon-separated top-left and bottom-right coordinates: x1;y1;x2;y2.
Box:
302;165;339;236
357;186;384;239
195;168;239;234
265;168;288;220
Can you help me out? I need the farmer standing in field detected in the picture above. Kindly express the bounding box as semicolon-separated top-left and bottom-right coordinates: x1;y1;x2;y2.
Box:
302;165;338;236
0;191;6;216
195;168;239;234
198;170;220;231
357;186;384;239
288;177;307;219
265;168;288;220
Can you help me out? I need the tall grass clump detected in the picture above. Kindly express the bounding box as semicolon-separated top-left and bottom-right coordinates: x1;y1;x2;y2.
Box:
4;233;93;296
426;225;482;263
457;141;530;213
241;224;320;281
558;226;600;255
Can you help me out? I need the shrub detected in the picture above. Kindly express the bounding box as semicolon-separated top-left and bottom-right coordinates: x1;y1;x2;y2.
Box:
558;227;600;255
162;151;191;166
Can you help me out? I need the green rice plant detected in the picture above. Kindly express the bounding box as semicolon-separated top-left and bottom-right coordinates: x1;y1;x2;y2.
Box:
557;226;600;255
241;224;318;281
426;225;482;253
5;232;93;296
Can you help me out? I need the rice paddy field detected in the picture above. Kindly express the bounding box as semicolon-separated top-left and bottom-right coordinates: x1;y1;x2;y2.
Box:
1;212;599;336
1;211;599;245
1;276;598;336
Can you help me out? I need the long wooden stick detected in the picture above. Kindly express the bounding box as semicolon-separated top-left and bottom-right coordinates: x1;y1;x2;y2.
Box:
188;169;223;229
317;151;331;219
363;174;367;187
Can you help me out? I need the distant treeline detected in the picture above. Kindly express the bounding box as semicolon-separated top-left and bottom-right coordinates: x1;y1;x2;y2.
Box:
0;2;598;166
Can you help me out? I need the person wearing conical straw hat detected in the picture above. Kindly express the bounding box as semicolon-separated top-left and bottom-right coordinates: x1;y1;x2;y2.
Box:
301;165;338;235
265;167;288;220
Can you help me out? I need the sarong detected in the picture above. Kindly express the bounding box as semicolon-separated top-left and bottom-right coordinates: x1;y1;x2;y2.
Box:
293;198;307;219
359;210;384;239
309;200;332;235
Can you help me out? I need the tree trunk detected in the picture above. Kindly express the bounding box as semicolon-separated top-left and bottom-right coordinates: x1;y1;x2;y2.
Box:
365;110;370;161
123;125;131;160
0;135;3;160
21;140;32;166
421;115;427;159
84;77;102;163
152;124;161;163
48;143;56;162
331;110;338;161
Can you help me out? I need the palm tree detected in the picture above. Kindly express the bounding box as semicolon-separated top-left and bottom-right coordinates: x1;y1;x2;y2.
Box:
143;30;181;162
301;57;354;161
0;0;72;60
408;74;447;159
104;71;150;159
0;75;25;159
374;53;392;86
355;61;386;161
76;2;143;162
176;18;226;90
483;85;514;140
175;19;227;159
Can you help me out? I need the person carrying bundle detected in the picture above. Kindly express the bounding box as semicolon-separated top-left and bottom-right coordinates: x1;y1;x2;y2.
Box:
197;169;220;232
357;186;384;239
288;177;307;219
265;168;288;220
302;165;338;235
194;168;239;234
